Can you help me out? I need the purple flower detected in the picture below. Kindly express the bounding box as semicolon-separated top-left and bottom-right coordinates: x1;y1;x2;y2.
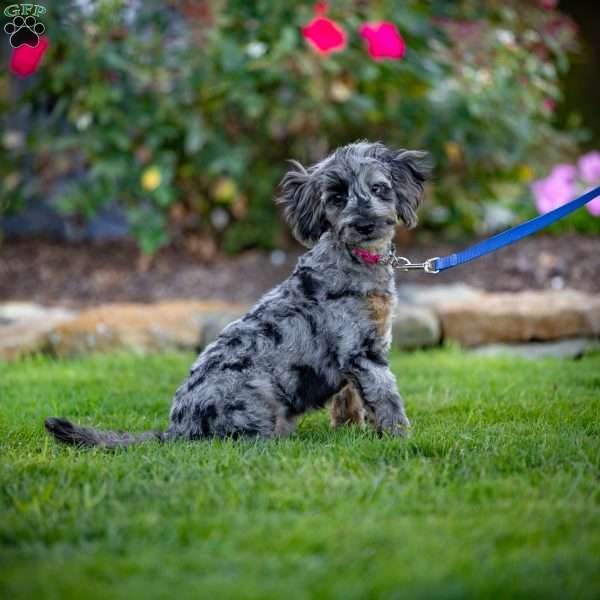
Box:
578;151;600;184
531;164;577;214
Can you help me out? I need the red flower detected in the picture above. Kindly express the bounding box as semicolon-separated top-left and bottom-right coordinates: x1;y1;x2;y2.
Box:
10;35;49;78
360;22;406;61
302;2;347;56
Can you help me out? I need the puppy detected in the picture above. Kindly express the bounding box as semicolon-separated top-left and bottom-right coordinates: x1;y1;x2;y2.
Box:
45;141;431;448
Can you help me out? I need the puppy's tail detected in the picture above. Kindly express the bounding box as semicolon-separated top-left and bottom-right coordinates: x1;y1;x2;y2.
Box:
44;417;165;450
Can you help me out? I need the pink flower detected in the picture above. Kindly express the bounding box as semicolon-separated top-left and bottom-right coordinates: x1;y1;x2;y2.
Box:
359;22;406;61
587;196;600;217
302;2;347;56
9;36;49;78
542;98;556;113
578;151;600;184
531;164;577;214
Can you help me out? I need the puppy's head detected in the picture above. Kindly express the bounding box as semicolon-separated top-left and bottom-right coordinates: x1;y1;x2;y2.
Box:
278;141;432;248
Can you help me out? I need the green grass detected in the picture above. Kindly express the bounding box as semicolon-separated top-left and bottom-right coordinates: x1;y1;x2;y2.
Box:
1;349;599;599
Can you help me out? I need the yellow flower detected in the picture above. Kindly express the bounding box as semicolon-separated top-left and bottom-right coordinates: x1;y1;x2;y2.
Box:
141;167;161;191
213;177;238;204
330;81;352;103
517;164;534;182
444;141;462;165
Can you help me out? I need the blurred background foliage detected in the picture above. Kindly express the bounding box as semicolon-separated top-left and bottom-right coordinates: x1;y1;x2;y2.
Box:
1;0;597;254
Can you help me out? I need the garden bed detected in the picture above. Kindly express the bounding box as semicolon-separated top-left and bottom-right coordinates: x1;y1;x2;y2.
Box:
1;233;599;308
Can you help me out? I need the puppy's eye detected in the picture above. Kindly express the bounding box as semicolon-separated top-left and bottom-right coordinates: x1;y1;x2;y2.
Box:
328;193;347;206
370;183;388;195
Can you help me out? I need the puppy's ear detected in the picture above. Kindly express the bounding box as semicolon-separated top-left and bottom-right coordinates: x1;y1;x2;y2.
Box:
277;160;326;247
383;149;432;228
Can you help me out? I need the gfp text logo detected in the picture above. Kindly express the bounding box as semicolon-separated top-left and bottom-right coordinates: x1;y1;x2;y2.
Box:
4;4;47;48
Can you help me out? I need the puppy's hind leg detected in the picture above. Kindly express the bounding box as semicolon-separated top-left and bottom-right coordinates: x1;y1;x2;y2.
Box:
274;408;297;438
230;375;297;439
329;383;366;428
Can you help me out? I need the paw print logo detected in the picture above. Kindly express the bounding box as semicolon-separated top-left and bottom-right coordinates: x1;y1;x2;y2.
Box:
4;15;45;48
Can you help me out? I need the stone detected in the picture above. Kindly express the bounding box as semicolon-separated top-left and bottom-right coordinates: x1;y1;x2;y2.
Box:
0;303;76;361
48;301;249;358
0;301;73;323
435;289;600;346
471;338;600;360
198;311;246;349
392;303;441;350
396;283;483;306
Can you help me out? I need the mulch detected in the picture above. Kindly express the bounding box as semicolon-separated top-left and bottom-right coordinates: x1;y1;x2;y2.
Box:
1;234;599;308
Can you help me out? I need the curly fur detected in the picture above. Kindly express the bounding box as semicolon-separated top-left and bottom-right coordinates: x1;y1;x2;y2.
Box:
45;140;431;448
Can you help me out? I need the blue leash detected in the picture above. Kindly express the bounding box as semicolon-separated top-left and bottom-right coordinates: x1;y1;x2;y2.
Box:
389;186;600;274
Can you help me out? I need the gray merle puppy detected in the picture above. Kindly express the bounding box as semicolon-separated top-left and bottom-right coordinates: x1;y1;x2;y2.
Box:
45;141;431;448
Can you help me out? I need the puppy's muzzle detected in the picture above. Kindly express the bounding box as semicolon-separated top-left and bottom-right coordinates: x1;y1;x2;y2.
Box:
349;218;396;237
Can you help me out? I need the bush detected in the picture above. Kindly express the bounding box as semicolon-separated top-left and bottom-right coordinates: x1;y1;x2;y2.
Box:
1;0;593;253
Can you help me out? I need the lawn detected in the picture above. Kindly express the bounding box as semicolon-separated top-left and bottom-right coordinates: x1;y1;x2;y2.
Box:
1;348;599;599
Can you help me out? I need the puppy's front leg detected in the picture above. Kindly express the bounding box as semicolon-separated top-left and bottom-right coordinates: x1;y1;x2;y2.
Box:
346;358;410;436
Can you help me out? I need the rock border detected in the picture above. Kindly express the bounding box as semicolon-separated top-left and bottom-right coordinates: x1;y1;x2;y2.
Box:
2;285;599;362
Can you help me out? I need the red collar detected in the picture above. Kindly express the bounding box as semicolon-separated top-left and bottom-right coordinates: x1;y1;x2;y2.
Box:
352;247;383;265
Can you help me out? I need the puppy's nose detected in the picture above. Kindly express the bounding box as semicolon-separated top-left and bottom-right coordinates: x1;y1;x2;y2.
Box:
351;222;375;236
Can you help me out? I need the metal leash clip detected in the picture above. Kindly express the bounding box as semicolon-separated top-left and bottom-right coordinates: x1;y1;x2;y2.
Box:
381;251;440;273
